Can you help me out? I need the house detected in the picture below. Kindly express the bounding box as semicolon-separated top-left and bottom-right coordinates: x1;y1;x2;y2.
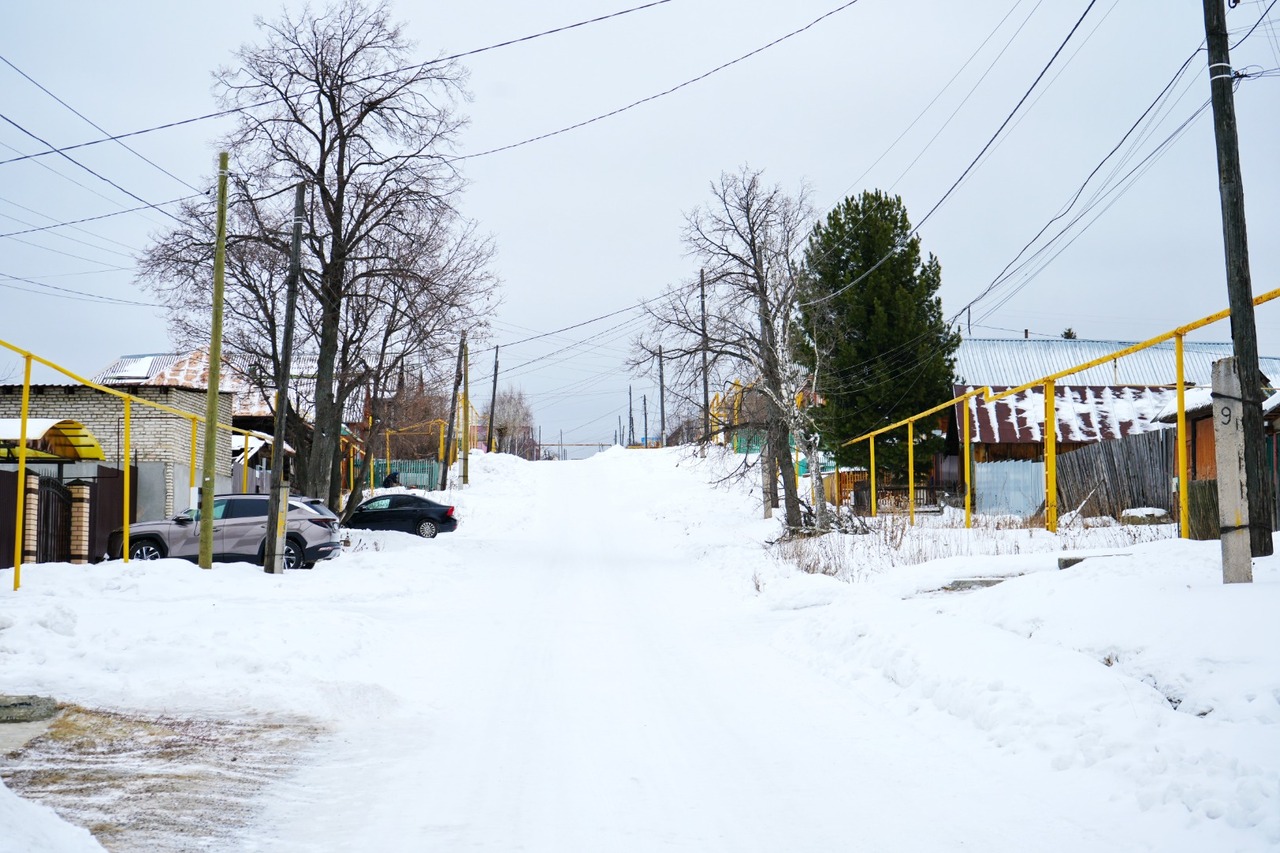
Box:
940;338;1280;516
0;361;234;521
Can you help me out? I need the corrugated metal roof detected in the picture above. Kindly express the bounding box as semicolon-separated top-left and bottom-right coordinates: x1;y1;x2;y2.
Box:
955;384;1175;445
955;338;1280;388
93;350;365;423
92;352;184;385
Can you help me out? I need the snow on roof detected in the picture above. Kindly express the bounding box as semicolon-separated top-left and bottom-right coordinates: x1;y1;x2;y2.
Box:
956;385;1175;445
1153;385;1280;423
94;350;365;424
955;338;1280;388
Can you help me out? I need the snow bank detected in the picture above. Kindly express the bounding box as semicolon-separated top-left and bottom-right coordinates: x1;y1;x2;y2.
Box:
762;536;1280;840
0;782;102;853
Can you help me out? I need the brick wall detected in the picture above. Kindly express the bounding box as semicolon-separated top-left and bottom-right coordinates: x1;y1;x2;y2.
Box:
0;384;233;517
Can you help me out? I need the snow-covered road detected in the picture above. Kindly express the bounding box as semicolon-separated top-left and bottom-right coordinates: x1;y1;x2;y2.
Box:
3;448;1277;851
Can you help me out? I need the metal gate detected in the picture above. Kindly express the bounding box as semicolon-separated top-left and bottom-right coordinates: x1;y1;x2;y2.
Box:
37;476;72;564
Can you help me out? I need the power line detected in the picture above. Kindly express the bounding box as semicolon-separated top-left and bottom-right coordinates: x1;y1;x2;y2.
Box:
0;111;187;226
0;195;198;239
0;270;158;307
799;0;1101;310
452;0;865;161
0;53;203;193
0;1;683;170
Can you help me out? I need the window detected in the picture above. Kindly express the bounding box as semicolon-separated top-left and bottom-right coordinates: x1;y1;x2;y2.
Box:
360;497;392;512
224;498;269;519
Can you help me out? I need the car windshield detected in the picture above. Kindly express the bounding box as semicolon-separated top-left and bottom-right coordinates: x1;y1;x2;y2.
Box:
181;499;227;521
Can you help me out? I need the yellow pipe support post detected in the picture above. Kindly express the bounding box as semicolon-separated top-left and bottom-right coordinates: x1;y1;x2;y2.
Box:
1044;380;1057;533
385;431;390;474
908;421;915;527
189;418;198;498
1175;334;1190;538
963;394;972;530
12;355;31;590
241;433;250;493
870;436;877;518
122;399;132;562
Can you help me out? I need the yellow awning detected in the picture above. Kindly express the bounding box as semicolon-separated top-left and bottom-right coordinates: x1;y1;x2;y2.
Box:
0;418;106;461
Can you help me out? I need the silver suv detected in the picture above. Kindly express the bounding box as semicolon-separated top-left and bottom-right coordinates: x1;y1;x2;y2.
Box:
109;494;342;570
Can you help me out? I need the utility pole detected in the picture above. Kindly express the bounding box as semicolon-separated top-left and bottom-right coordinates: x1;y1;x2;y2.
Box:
440;331;465;490
700;268;711;441
617;416;623;447
658;345;666;447
486;345;499;453
560;429;564;461
198;152;230;570
628;386;635;446
462;338;470;485
264;182;304;574
1202;0;1274;562
642;394;649;448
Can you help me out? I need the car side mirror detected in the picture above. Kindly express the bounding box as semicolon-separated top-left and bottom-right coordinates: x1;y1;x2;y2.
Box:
175;515;194;525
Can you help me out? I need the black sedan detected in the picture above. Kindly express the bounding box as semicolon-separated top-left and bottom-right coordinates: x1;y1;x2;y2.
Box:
346;494;458;538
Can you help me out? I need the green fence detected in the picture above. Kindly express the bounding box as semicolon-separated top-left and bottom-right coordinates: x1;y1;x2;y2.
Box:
372;459;443;491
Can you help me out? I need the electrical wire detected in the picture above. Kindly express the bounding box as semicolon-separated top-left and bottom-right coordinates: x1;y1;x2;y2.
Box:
0;270;157;307
0;111;187;226
0;53;204;193
798;0;1101;310
1233;0;1280;48
0;195;198;239
451;0;865;161
0;1;682;170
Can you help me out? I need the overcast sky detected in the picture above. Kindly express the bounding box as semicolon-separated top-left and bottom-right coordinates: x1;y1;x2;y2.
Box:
3;0;1279;457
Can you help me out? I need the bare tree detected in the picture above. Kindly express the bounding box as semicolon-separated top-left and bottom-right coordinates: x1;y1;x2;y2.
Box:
139;0;497;504
482;388;538;458
636;166;826;531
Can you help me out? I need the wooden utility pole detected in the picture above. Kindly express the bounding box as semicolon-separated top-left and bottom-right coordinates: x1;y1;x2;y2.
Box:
658;345;666;447
700;269;711;441
265;182;305;574
198;152;230;570
1202;0;1274;559
440;331;465;490
628;386;635;446
486;345;499;453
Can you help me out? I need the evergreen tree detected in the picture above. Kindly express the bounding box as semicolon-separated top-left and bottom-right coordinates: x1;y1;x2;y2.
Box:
796;190;960;478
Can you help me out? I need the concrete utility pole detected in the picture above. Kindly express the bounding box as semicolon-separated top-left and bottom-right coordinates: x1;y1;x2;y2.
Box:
1202;0;1274;559
486;345;499;453
440;331;465;490
628;386;635;446
1213;358;1254;582
642;394;649;448
658;345;666;447
264;182;305;574
700;269;711;441
462;339;470;485
198;152;230;570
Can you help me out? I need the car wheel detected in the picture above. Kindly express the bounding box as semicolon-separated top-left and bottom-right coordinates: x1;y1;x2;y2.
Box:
415;519;438;539
128;539;165;561
283;538;304;570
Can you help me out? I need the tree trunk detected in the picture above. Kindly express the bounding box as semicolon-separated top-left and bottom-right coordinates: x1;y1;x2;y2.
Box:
305;254;345;508
769;413;801;528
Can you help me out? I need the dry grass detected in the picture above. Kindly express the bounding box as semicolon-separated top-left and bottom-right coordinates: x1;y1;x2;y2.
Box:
1;704;323;852
777;509;1177;581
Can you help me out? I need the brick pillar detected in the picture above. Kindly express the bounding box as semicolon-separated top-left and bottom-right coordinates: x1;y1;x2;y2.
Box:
22;474;38;564
69;481;91;565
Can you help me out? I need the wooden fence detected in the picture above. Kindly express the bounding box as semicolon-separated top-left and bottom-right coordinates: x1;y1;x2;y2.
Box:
1055;428;1175;519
